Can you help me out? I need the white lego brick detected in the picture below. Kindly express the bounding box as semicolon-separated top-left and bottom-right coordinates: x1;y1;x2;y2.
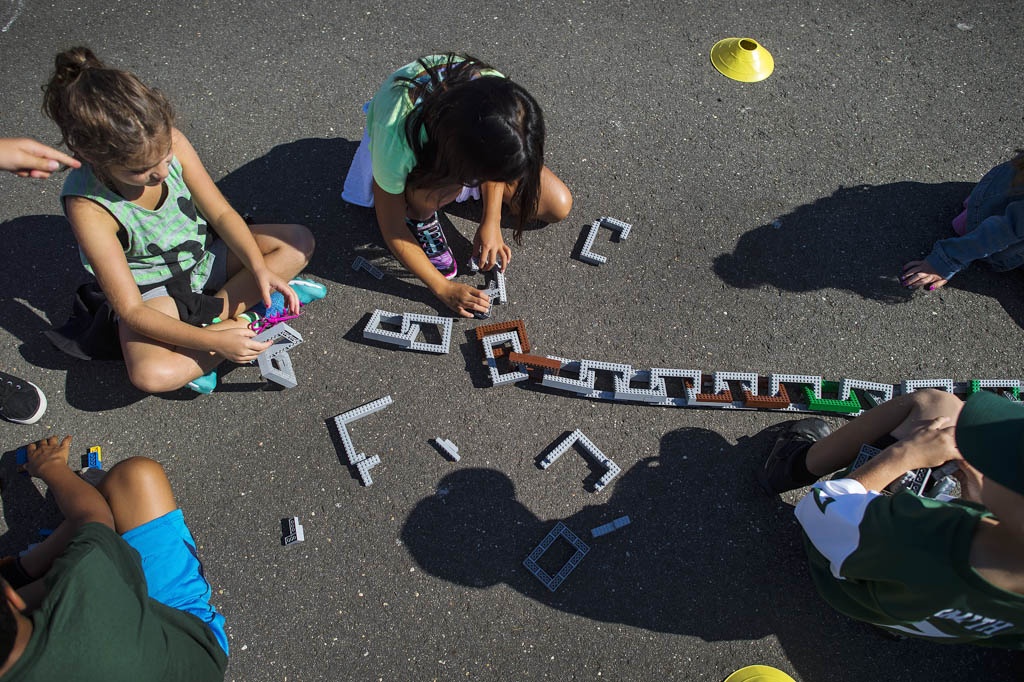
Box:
712;371;759;395
651;368;703;402
352;256;384;279
258;349;297;389
900;379;954;394
435;437;461;462
838;378;895;403
355;455;381;486
402;313;453;354
495;269;507;304
578;220;607;264
254;322;303;361
613;371;669;403
769;374;823;399
539;429;619;493
600;216;632;239
973;379;1021;398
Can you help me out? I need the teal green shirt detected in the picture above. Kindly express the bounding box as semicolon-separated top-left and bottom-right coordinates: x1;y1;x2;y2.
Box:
795;478;1024;647
367;55;503;194
61;158;216;291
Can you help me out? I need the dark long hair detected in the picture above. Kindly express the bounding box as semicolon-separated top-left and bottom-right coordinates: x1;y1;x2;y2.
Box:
41;46;175;169
397;54;545;241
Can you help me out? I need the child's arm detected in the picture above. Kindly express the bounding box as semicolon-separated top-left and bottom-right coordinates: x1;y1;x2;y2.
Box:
172;129;299;314
66;197;267;363
903;200;1024;290
17;436;115;583
474;181;512;273
373;181;491;318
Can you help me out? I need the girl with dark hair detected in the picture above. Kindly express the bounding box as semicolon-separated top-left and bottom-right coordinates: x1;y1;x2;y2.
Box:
343;54;572;318
42;47;324;394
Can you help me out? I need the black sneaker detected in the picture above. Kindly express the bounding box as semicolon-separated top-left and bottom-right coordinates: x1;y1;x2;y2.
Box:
0;372;47;424
757;418;831;495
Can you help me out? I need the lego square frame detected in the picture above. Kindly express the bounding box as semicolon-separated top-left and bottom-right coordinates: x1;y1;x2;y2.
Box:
523;521;590;592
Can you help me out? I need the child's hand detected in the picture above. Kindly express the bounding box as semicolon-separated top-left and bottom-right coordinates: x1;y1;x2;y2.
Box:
0;137;80;178
255;268;301;315
473;223;511;273
892;416;962;470
901;260;948;291
21;435;73;479
437;281;492;318
208;327;273;363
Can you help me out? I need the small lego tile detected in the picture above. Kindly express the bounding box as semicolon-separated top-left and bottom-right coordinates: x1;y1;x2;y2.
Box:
258;349;297;389
591;515;631;538
352;256;384;280
522;522;590;592
900;379;954;395
434;437;461;462
282;516;305;545
254;323;303;362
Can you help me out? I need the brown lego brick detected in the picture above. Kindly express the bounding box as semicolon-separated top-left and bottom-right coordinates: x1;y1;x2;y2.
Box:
743;383;791;408
694;372;732;402
508;352;562;373
476;319;530;357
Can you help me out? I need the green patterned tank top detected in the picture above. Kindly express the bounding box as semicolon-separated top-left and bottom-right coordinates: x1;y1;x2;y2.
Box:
61;157;216;291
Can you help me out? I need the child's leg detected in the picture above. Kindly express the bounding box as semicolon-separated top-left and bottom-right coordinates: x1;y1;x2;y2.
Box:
216;223;315;319
120;296;251;393
501;165;573;223
97;457;177;534
805;389;964;476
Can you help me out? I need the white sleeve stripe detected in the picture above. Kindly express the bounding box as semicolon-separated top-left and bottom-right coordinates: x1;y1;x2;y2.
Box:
794;479;881;579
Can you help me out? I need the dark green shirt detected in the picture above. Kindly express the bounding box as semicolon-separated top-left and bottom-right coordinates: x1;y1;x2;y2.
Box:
796;478;1024;647
1;523;227;681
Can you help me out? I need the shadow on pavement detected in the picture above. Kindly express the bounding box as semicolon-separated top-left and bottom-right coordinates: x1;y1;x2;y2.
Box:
713;181;1024;328
401;425;1022;681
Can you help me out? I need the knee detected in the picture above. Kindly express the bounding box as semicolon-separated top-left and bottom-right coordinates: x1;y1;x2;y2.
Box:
911;388;961;410
99;457;167;497
128;364;189;394
539;186;573;224
287;223;315;263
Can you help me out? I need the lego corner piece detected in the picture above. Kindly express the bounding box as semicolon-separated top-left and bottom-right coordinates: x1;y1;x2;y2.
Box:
282;516;305;546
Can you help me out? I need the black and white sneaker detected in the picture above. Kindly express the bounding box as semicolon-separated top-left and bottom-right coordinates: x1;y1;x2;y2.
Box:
757;418;831;495
0;372;47;424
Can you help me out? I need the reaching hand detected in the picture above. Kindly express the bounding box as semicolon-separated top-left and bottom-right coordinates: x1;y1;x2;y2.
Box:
209;327;273;363
473;222;511;273
437;281;492;318
901;260;948;291
0;137;80;178
21;435;72;479
255;268;300;315
895;416;963;470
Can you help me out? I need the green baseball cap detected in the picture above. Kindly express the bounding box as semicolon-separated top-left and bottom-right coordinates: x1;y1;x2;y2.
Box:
955;390;1024;495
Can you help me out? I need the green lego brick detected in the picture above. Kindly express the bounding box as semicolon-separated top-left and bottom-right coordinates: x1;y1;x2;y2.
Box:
802;381;861;414
968;380;1020;401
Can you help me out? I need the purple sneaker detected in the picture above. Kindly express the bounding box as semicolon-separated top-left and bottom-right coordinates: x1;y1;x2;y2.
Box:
407;213;457;279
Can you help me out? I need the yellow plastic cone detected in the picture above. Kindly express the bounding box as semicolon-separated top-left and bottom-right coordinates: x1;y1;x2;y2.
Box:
710;38;775;82
723;665;796;682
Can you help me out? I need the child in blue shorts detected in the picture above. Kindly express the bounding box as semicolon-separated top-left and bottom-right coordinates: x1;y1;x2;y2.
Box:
0;436;228;680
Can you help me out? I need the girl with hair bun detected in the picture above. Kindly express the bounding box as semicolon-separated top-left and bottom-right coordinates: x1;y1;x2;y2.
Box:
343;53;573;318
42;47;323;394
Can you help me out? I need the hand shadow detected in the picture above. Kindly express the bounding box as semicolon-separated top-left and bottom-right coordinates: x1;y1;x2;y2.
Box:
400;425;1020;681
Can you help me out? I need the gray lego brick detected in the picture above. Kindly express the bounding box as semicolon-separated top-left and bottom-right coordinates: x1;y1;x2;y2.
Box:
578;220;607;265
838;378;895;403
258;349;297;389
481;331;528;386
539;429;620;493
254;322;303;362
355;455;381;486
769;374;823;399
712;371;758;395
363;309;418;348
850;443;882;470
352;256;384;280
282;516;305;545
899;379;954;394
522;522;590;592
334;395;394;425
434;437;461;462
613;371;669;403
599;216;632;239
402;313;454;354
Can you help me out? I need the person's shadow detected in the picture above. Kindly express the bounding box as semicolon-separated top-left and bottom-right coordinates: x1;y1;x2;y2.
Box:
713;181;1024;328
400;426;1022;681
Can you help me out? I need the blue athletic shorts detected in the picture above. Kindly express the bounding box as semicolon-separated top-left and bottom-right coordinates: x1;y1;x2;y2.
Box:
121;509;229;656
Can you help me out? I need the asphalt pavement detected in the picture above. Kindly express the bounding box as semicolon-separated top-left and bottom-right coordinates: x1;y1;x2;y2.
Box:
1;1;1022;680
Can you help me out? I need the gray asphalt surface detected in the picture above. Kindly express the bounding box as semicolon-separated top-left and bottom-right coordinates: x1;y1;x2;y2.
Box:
1;1;1023;680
